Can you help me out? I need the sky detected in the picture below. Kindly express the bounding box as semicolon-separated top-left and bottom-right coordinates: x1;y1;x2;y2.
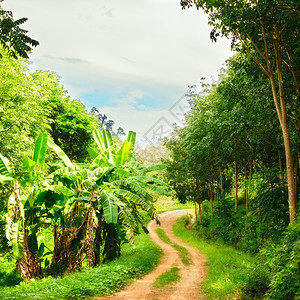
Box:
3;0;233;143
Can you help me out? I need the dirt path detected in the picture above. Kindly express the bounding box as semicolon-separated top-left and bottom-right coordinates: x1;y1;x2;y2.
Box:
96;209;207;300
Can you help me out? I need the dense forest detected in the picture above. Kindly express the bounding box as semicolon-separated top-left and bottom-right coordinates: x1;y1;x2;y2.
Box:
164;1;299;298
0;0;299;299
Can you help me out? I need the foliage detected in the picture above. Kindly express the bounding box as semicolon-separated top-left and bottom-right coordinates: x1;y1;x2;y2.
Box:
0;127;170;281
32;71;100;162
173;216;268;299
0;2;39;59
0;232;162;299
90;107;118;134
0;254;22;287
0;52;100;168
0;50;49;168
180;0;300;223
262;218;300;300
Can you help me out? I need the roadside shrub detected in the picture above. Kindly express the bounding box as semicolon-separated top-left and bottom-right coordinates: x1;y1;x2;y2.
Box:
262;218;300;300
239;264;270;299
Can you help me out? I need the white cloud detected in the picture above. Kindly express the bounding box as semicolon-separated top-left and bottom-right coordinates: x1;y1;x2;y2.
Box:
99;88;192;144
3;0;233;132
99;101;171;142
114;90;145;106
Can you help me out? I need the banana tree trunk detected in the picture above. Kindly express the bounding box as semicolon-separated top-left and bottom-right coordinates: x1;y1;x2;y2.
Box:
17;229;42;281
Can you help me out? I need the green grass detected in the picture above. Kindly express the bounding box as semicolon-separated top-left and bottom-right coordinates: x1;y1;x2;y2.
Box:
0;233;162;300
156;228;192;266
156;227;172;244
0;255;22;288
154;266;180;289
173;216;263;299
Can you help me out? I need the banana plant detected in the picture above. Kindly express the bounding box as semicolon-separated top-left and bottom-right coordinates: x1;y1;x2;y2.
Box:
89;129;136;168
0;133;73;281
0;133;49;280
46;129;170;264
86;129;171;261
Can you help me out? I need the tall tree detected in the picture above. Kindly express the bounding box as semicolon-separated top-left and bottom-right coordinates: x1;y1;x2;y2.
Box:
32;71;100;162
0;50;49;167
180;0;299;222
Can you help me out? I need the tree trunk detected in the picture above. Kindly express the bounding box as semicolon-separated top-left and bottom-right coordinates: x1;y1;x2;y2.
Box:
270;36;297;222
85;204;96;267
245;165;249;214
220;167;223;195
295;155;299;208
17;228;42;281
198;200;202;223
209;183;213;217
194;200;198;223
278;149;285;188
234;160;238;212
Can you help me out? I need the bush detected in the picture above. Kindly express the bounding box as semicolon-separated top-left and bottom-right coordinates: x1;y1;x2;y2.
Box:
0;255;22;287
240;264;270;299
262;218;300;300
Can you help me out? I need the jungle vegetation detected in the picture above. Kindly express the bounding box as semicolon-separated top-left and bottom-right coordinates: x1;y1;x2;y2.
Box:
164;1;299;298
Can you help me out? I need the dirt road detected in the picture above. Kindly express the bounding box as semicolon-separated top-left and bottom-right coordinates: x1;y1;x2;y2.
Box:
96;209;207;300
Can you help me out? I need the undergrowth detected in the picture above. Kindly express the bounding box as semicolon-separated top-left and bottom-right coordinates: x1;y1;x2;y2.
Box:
0;233;162;300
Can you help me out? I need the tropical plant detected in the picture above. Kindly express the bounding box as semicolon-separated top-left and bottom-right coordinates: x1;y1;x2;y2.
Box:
1;133;50;280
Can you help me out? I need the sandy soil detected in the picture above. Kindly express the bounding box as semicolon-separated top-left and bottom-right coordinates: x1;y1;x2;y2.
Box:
95;209;207;300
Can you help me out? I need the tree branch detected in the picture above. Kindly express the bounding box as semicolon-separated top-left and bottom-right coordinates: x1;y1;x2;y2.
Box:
234;30;270;77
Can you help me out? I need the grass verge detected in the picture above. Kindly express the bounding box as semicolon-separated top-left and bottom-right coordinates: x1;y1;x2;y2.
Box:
154;266;180;289
156;228;192;266
0;233;162;300
173;216;264;299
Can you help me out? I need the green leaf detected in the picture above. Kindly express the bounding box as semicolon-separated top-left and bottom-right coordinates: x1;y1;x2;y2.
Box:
115;140;129;167
100;190;118;224
88;147;99;159
38;243;45;257
102;130;114;149
93;129;106;153
47;185;75;197
126;131;136;161
32;132;48;165
0;153;12;176
91;155;110;168
93;129;114;162
22;156;35;172
47;138;72;167
0;174;14;182
144;163;168;173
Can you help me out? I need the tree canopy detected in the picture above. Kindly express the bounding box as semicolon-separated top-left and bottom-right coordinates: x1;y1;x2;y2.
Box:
0;0;39;58
180;0;300;222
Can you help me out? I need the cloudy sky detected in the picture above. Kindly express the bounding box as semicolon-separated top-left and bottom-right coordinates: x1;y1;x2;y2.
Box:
3;0;233;143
